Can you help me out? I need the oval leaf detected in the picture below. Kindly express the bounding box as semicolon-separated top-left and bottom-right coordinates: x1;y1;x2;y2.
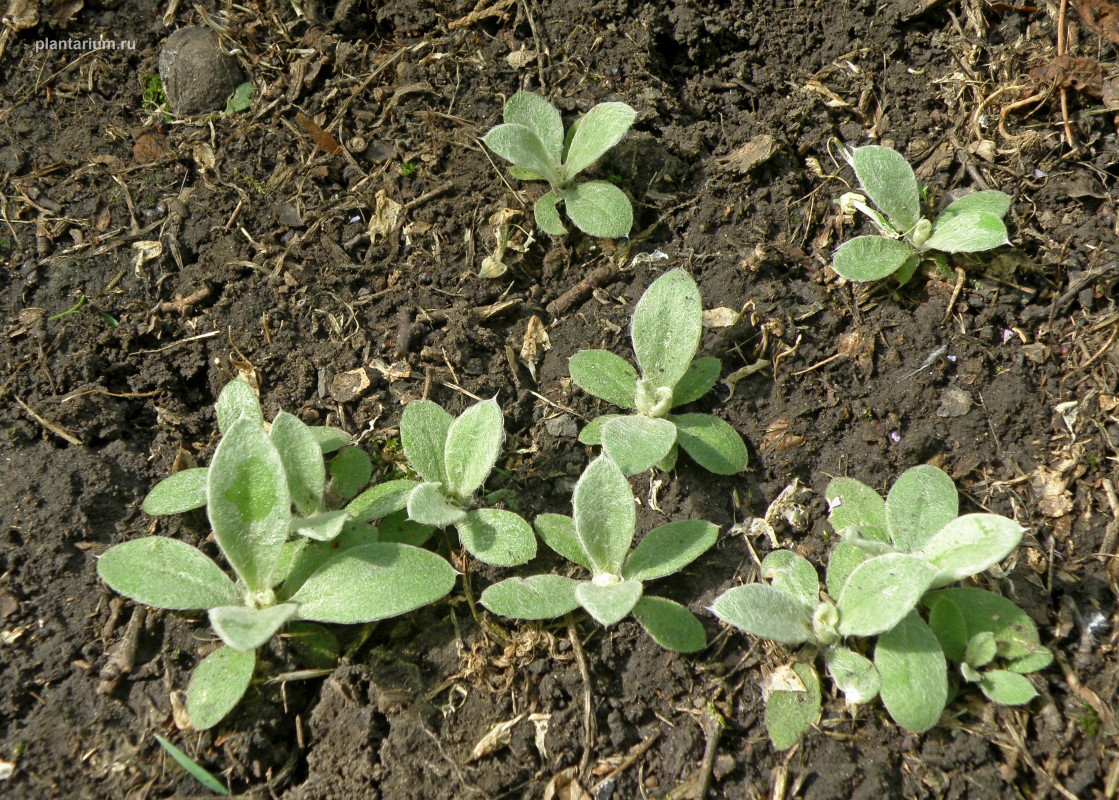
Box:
824;540;872;598
346;479;415;523
207;417;291;592
291;509;350;542
503;91;564;162
562;180;633;238
831;235;916;282
406;482;466;527
632;595;707;653
885;465;958;553
837;553;937;637
456;508;536;566
329;447;373;500
400;400;452;485
631;269;702;389
765;662;822;750
309;425;350;454
291;542;456;623
186;645;255;731
875;611;947;733
572;455;636;575
825;646;881;705
601;415;677;476
270;412;325;515
534;190;567;235
209;603;298;652
923;211;1008;253
710;584;812;645
483;123;559;184
979;670;1038;705
918;513;1023;588
97;537;238;610
215;379;262;435
761;550;819;611
672;413;748;475
671;357;722;407
575;579;643;626
923;587;1043;661
926;592;969;663
480;575;580;620
577;413;625;446
826;476;889;544
444;398;504;500
569;349;638;408
562;101;636;176
535;513;591;569
142;468;208;515
852;145;921;232
936;190;1011;226
623;520;718;582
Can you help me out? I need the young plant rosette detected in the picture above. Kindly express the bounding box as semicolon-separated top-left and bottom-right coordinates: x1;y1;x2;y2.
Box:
832;144;1011;283
480;455;717;652
483;90;636;238
97;380;456;729
571;268;748;476
711;465;1049;748
397;396;536;567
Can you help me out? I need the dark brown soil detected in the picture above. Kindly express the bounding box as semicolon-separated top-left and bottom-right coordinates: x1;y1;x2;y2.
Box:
2;1;1118;798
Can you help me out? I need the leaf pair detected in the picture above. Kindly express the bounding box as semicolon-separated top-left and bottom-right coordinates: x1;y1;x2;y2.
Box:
483;91;636;238
570;269;748;475
832;144;1011;282
400;397;535;566
480;455;717;652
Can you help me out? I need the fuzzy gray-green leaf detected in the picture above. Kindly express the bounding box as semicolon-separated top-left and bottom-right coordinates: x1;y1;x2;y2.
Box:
825;646;881;705
573;455;636;575
142;468;208;515
632;595;707;653
444;398;504;500
456;508;536;566
291;509;349;542
885;465;958;553
671;413;748;474
923;588;1043;661
601;415;677;476
672;357;722;407
569;349;638;408
577;413;626;446
534;190;567;235
936;190;1011;226
761;550;819;611
329;447;372;500
924;211;1009;253
918;512;1023;587
765;662;822;750
562;180;633;238
710;583;812;645
309;425;350;454
215;379;262;435
824;540;871;598
631;269;702;389
480;575;580;620
623;520;718;582
851;145;921;232
270;411;325;515
562;101;636;177
535;513;591;569
832;236;916;282
979;670;1037;705
875;611;947;733
186;645;255;730
209;603;298;652
291;542;455;623
98;537;239;610
503;91;564;163
347;479;415;523
484;123;559;184
575;579;643;626
837;554;936;637
826;476;889;544
207;417;291;593
406;482;466;527
401;400;453;485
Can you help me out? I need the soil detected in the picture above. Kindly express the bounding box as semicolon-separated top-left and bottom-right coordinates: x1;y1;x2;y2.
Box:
2;1;1118;798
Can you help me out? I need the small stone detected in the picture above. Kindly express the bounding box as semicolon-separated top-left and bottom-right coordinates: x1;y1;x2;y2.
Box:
936;387;972;418
329;367;372;403
133;132;170;163
159;26;244;115
544;414;578;438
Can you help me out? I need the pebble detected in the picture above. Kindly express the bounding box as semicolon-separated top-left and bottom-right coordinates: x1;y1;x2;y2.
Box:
159;26;244;115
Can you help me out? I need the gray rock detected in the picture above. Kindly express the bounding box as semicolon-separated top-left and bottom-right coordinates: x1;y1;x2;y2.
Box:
159;26;244;115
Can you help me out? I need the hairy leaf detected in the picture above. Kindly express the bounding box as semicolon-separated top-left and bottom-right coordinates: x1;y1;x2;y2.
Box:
535;513;591;569
271;412;325;515
214;379;262;435
632;595;707;653
918;513;1023;587
923;588;1043;662
826;476;889;544
837;554;936;637
456;508;536;566
347;479;415;523
831;235;916;282
875;611;947;733
406;482;466;527
483;123;559;184
851;145;921;232
562;101;636;177
936;190;1011;226
765;662;822;750
444;398;504;500
671;357;722;407
710;583;812;645
186;645;255;731
309;425;350;454
209;603;298;652
825;540;871;598
400;400;453;485
572;455;636;575
97;537;238;610
329;447;372;500
291;509;349;542
577;413;626;446
569;349;638;408
601;415;677;476
142;468;208;515
979;670;1037;705
575;579;643;626
562;180;633;238
923;211;1009;253
631;269;702;389
623;520;718;582
503;91;564;163
885;465;958;553
534;190;567;235
480;575;580;619
825;646;881;705
672;413;748;474
761;550;819;611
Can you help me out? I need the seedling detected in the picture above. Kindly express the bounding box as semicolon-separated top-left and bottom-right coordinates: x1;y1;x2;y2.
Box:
831;144;1011;283
97;379;456;729
153;734;229;795
483;90;635;238
711;465;1048;748
397;396;536;566
480;455;717;652
570;268;748;476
